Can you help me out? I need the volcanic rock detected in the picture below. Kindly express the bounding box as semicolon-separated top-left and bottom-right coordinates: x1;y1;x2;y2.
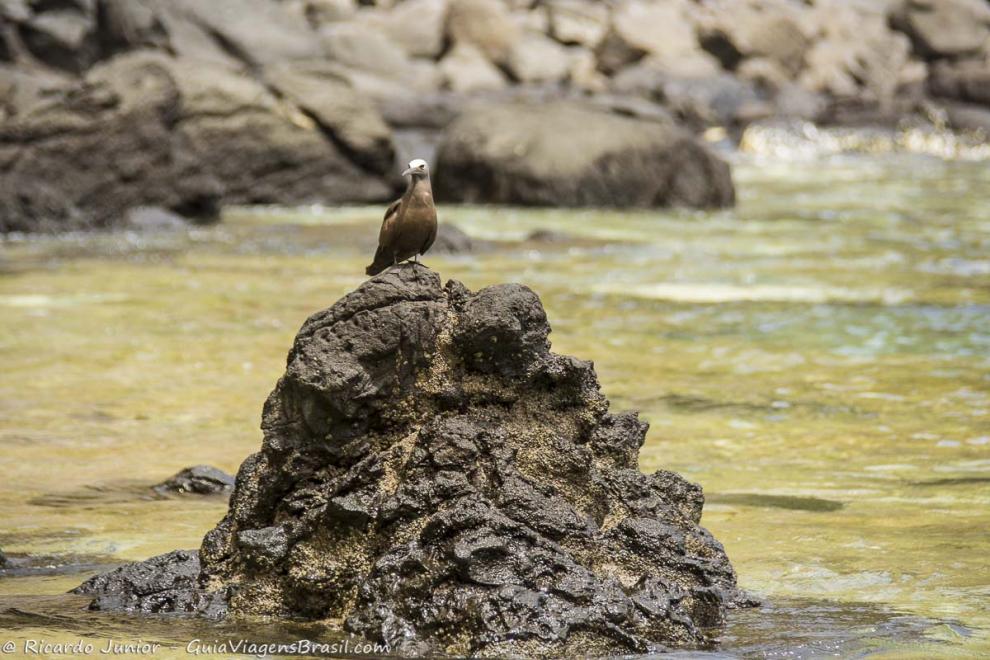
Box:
75;549;227;616
74;264;746;656
152;466;236;496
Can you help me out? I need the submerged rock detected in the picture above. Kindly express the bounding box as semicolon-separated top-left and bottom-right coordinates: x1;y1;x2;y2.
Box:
75;550;227;617
75;264;746;655
152;466;235;496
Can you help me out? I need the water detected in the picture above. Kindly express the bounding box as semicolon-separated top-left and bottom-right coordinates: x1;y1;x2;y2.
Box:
1;153;988;657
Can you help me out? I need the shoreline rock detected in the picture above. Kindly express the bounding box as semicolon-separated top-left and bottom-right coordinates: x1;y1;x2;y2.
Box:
435;101;735;208
75;264;749;655
152;466;236;497
4;0;989;230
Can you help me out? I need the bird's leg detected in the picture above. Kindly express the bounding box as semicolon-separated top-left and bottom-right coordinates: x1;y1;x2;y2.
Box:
414;254;419;263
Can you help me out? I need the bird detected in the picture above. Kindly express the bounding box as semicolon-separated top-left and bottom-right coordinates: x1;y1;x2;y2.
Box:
365;158;438;276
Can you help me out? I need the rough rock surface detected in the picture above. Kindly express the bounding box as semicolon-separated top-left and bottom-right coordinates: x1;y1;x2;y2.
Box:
446;0;520;66
928;59;990;107
0;50;394;231
435;102;735;208
506;32;572;84
152;466;236;496
0;54;221;232
3;0;986;231
75;550;227;617
439;42;508;93
893;0;990;59
74;265;746;656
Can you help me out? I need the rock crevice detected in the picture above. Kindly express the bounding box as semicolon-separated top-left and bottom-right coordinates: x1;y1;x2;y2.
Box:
76;264;746;656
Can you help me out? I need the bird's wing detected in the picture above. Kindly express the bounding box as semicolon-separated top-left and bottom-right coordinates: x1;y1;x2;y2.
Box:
367;198;403;276
421;221;438;255
378;198;401;243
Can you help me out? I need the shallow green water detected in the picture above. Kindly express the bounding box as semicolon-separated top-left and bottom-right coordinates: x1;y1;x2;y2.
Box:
1;153;988;657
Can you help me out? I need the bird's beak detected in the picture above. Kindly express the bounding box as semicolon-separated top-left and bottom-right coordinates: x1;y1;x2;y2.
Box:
401;167;413;177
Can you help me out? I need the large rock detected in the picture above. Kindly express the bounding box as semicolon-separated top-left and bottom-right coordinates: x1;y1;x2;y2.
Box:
799;2;916;111
611;61;763;128
546;0;609;48
95;0;169;57
928;58;990;107
596;0;701;74
0;55;219;232
0;51;395;231
75;265;747;656
18;8;98;72
152;0;324;69
892;0;990;59
138;54;394;205
349;0;447;59
0;62;69;119
439;42;508;92
264;60;396;175
505;31;572;84
319;22;412;78
940;100;990;134
1;0;31;24
697;1;809;76
445;0;520;66
434;102;735;208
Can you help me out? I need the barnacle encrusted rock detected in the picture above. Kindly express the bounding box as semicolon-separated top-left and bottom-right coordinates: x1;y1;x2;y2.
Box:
76;263;745;656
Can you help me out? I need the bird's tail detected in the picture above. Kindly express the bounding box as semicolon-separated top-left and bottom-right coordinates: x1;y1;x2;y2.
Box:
365;248;389;276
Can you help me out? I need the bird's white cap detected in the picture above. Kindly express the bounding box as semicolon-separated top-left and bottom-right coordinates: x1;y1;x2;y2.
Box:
403;158;429;177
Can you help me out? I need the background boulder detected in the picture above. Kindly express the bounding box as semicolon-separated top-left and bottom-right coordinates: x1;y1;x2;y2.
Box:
2;0;987;231
892;0;990;59
0;49;396;231
434;102;735;208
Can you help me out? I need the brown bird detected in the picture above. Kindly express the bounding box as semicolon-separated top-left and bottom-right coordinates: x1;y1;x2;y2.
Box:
366;158;438;276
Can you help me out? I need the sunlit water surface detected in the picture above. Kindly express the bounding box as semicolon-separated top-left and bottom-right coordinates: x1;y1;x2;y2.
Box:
1;154;988;658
